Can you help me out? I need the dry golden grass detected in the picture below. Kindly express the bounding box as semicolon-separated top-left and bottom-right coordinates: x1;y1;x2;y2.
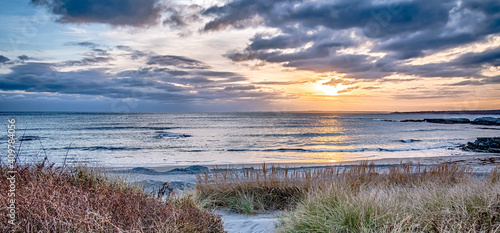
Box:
195;162;472;214
196;161;500;232
277;167;500;233
191;162;500;233
0;162;225;233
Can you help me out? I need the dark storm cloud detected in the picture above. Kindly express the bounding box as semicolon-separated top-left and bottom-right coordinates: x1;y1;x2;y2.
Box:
396;48;500;79
116;67;243;86
206;0;500;81
31;0;162;27
147;55;211;69
0;61;286;103
0;55;10;63
203;0;451;37
0;41;289;105
453;47;500;67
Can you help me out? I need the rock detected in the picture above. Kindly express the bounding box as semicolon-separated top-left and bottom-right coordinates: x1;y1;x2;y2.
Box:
461;137;500;153
400;119;425;122
168;181;194;190
424;118;471;124
400;139;420;143
471;117;500;126
130;167;163;175
168;165;209;174
19;135;40;141
154;132;191;139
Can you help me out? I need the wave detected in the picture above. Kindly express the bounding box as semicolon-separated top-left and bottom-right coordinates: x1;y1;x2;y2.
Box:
399;139;421;143
307;148;366;152
246;132;343;137
0;135;45;142
264;148;308;152
261;148;365;152
82;126;177;131
226;149;255;152
373;119;400;122
229;144;457;153
377;145;455;152
61;146;143;151
154;132;191;138
411;128;459;132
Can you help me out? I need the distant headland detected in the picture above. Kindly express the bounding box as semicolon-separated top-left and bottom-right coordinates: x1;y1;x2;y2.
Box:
392;110;500;115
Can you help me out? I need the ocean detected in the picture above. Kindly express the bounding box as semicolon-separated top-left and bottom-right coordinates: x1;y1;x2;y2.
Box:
1;112;499;167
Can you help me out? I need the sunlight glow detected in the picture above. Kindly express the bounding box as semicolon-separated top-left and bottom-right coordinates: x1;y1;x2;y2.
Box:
314;80;350;96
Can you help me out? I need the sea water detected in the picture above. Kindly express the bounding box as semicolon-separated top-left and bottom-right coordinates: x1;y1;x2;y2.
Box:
0;112;498;167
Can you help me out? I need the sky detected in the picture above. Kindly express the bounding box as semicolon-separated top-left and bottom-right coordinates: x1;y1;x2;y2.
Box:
0;0;499;112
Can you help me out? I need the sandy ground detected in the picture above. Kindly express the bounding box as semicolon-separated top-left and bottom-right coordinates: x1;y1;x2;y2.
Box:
219;211;279;233
104;151;500;233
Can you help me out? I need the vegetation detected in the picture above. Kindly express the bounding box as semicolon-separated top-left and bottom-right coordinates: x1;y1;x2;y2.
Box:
0;162;225;233
196;162;500;232
4;160;499;232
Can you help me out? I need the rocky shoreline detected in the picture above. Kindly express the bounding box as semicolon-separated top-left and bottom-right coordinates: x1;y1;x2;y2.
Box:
461;137;500;153
400;117;500;126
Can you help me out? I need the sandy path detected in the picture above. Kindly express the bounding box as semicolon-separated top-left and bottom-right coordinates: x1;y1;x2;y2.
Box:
220;211;279;233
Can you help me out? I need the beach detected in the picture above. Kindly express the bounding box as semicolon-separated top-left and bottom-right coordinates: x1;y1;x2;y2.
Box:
2;112;500;232
106;151;500;233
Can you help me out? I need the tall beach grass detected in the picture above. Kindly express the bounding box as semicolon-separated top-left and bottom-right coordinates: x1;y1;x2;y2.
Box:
0;161;225;232
195;162;500;232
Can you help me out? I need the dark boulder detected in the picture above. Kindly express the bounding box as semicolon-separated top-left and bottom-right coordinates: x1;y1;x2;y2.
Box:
461;137;500;153
19;135;40;141
424;118;471;124
400;119;425;122
471;117;500;126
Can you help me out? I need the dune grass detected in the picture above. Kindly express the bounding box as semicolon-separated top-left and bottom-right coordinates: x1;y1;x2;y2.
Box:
195;162;500;232
0;162;225;233
277;168;500;232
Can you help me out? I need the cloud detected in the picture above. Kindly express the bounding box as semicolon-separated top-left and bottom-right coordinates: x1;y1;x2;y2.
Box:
452;47;500;67
66;41;99;48
163;3;202;29
206;0;500;81
322;78;357;87
224;85;256;91
0;43;290;109
147;55;211;69
116;45;149;60
0;55;10;63
449;76;500;86
31;0;162;27
203;0;451;37
63;56;113;66
252;80;308;85
393;89;471;99
17;55;31;61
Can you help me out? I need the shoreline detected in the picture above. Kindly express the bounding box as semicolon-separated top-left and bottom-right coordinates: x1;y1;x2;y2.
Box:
103;151;500;197
106;151;500;174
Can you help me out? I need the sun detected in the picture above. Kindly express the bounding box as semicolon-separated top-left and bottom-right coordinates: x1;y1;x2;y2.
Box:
314;80;349;96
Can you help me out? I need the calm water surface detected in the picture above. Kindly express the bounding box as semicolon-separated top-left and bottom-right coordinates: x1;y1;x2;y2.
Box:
1;112;498;167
